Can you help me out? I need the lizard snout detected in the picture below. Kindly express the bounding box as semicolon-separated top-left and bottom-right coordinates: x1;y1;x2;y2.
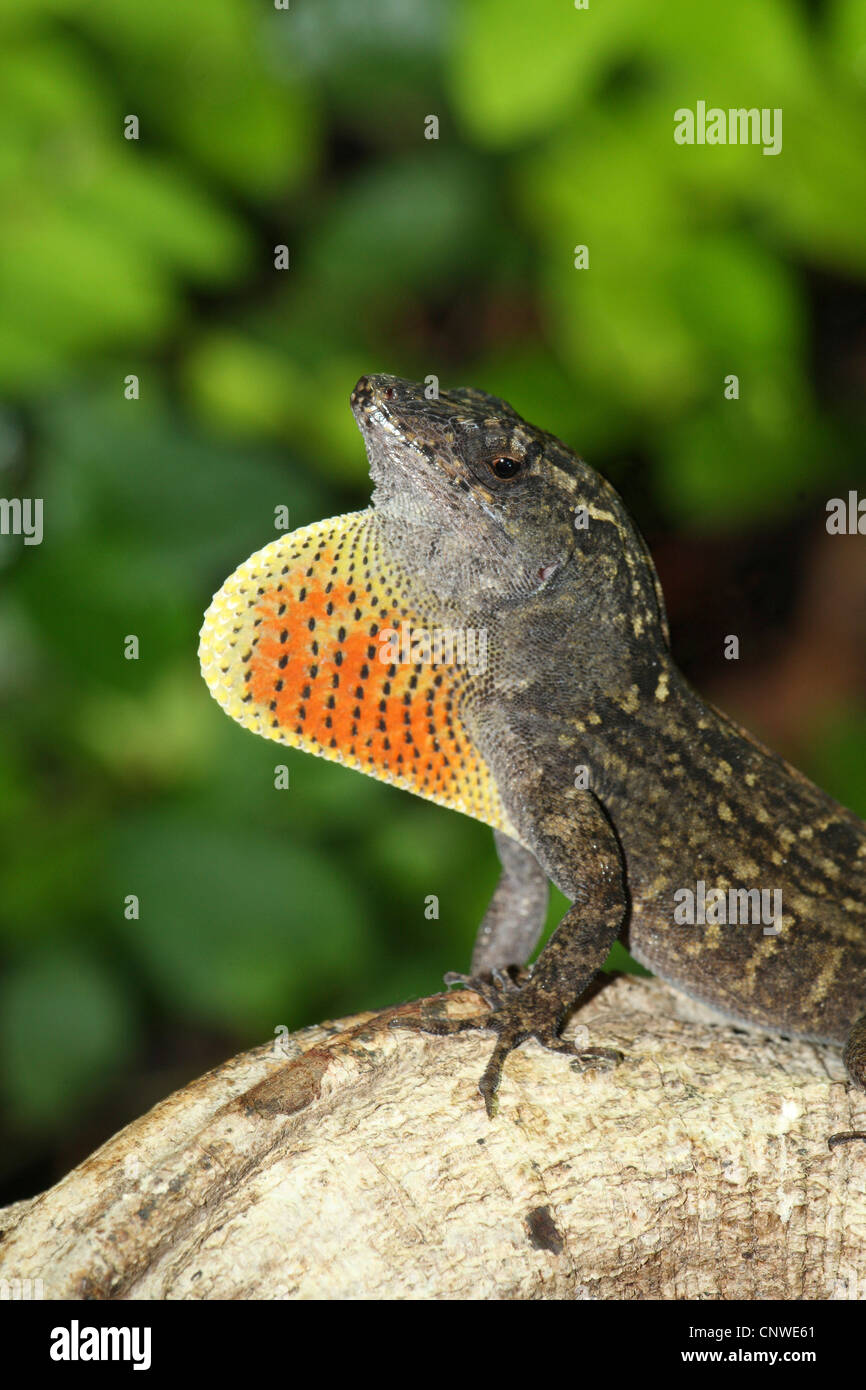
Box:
350;374;415;419
350;374;375;411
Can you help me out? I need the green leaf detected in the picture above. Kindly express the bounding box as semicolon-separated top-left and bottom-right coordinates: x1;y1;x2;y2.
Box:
451;0;643;144
829;0;866;87
308;153;492;302
804;708;866;819
658;385;830;525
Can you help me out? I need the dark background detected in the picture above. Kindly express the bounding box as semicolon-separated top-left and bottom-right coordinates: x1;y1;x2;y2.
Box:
0;0;864;1205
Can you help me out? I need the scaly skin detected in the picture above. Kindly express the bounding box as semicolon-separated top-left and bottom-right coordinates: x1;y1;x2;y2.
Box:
199;374;866;1121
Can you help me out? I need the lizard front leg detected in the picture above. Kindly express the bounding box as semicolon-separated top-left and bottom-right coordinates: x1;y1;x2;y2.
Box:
394;787;628;1116
442;829;548;1004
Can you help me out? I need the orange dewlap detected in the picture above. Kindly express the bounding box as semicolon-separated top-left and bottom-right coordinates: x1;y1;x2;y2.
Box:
198;510;510;831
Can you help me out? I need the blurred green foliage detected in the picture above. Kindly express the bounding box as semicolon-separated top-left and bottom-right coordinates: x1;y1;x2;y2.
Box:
0;0;864;1187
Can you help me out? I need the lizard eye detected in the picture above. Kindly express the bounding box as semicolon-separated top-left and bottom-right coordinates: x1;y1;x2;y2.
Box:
488;456;522;480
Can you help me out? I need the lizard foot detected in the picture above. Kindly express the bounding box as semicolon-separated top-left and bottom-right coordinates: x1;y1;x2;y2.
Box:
443;965;529;1009
392;978;621;1118
476;995;622;1118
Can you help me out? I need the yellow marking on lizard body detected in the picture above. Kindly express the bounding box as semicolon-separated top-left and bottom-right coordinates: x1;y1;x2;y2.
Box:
733;858;761;878
585;504;619;525
199;510;512;833
803;878;828;896
806;945;846;1007
741;934;780;994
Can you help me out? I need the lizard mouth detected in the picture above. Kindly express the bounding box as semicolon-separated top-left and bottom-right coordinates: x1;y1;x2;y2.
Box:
352;374;486;508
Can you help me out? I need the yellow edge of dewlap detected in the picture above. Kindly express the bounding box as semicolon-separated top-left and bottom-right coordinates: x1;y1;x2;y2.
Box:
198;510;513;835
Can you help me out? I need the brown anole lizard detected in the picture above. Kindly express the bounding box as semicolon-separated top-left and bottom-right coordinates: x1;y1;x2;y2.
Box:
199;375;866;1125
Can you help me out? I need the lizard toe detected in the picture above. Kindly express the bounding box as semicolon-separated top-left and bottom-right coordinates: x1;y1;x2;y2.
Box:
389;1012;484;1039
828;1130;866;1149
443;965;528;1010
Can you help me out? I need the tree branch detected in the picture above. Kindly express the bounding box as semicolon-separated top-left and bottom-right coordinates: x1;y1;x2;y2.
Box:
2;975;865;1299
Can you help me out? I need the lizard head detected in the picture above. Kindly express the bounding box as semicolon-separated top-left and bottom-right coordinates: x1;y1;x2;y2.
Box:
351;373;583;612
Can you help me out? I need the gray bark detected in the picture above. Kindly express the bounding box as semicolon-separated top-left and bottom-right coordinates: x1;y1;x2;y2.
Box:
1;975;865;1300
